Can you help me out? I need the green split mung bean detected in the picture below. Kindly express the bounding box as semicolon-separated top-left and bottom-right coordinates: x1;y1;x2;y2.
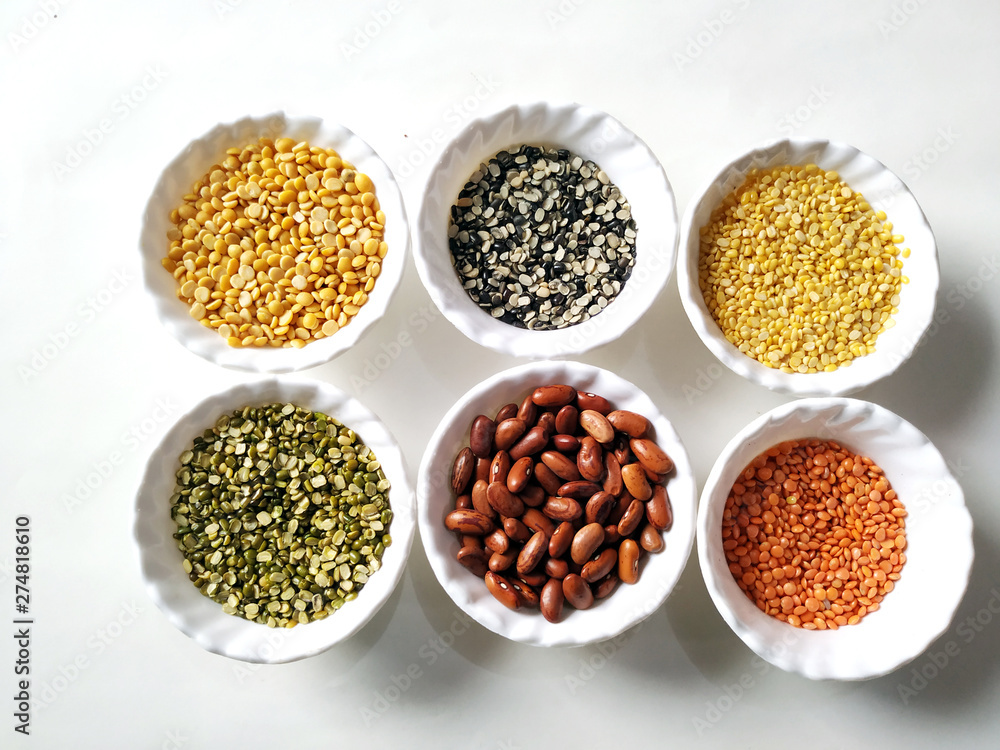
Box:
169;402;392;628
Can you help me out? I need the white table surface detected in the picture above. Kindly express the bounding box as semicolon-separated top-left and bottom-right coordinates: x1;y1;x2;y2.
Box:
3;1;999;747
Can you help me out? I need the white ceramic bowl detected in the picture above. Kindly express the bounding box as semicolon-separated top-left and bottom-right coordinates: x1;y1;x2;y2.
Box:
417;360;696;646
677;137;939;397
139;112;410;373
414;101;678;358
133;378;415;663
697;398;973;680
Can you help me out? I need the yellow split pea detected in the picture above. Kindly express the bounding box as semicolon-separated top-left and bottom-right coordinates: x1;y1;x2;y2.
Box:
162;137;388;348
697;164;907;373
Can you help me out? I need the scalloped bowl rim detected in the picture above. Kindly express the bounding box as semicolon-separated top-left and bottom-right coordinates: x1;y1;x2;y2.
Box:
696;397;973;680
138;111;410;374
677;137;939;397
133;378;415;663
417;359;697;647
414;100;679;359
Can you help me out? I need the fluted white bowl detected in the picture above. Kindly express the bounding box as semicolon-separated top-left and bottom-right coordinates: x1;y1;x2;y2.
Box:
417;360;696;646
134;378;415;663
697;397;973;680
415;101;678;359
139;112;409;373
677;138;938;396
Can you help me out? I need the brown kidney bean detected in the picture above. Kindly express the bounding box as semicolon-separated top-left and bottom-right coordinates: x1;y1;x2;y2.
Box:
503;517;532;543
485;571;520;610
487;481;524;517
641;464;666;484
517;394;537;424
576;391;613;414
603;452;623;496
603;524;622;546
509;578;539;608
495;402;519;423
616;496;645;538
607;491;630;524
555;405;579;434
582;548;617;583
618;538;640;584
579;409;615;444
607;410;650;438
521;508;556;538
552;435;580;456
516;530;548;575
540;578;564;623
518;571;547;588
542;495;582;523
445;509;493;535
577;436;605;483
552;434;581;453
471;479;494;519
489;550;516;573
548;521;574;558
470;415;495;459
562;574;594;610
570;522;605;565
540;450;580;481
545;557;569;579
509;425;550;461
475;457;491;483
557;480;601;501
630;438;673;475
448;383;677;624
451;447;474;495
507;456;534;494
531;384;576;408
593;572;619;599
613;441;635;468
537;411;556;436
639;523;664;553
520;484;545;507
646;484;672;531
584;490;616;525
494;417;527;451
485;528;510;554
456;546;489;577
533;462;563;495
621;462;652;501
489;450;511;485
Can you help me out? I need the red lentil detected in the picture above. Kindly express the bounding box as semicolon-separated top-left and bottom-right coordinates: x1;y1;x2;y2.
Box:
721;438;906;629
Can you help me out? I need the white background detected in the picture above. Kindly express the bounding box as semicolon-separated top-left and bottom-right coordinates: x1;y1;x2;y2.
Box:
3;1;999;747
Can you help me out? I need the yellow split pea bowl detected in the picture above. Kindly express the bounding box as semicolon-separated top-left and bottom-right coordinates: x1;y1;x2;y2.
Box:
139;112;409;373
677;138;939;397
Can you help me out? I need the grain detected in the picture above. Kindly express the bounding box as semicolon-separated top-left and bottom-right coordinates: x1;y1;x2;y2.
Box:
163;137;387;348
722;438;906;629
698;164;907;373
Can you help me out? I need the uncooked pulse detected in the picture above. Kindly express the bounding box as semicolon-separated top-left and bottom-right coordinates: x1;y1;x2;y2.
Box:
448;145;637;330
445;385;674;623
722;439;906;629
698;164;908;373
170;403;393;628
163;137;387;348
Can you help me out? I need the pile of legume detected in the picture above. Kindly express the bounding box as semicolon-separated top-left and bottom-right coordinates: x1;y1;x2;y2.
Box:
170;403;392;627
698;164;908;373
445;385;673;622
449;145;637;330
163;137;387;348
722;438;905;629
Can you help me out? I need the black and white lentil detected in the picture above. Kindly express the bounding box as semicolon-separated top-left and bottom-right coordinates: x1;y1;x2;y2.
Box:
448;145;637;330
